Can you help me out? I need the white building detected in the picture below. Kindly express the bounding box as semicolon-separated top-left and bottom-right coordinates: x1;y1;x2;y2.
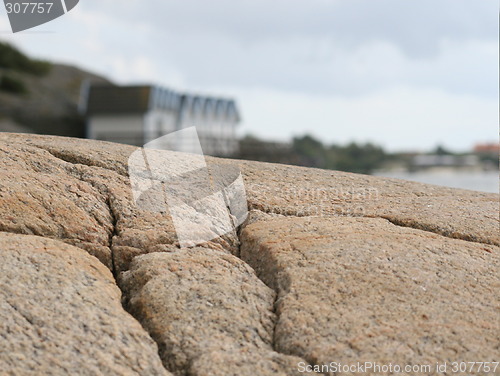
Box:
84;85;241;156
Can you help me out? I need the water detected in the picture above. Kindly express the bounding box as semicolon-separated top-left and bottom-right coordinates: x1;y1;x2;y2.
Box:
374;170;499;194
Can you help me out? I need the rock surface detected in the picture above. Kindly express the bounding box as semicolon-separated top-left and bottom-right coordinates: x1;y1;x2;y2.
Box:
0;133;498;375
0;133;237;273
121;248;310;375
227;159;499;246
0;139;115;268
240;213;500;372
0;233;170;376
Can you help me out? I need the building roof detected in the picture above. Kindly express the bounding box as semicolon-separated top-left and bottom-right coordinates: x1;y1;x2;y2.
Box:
86;85;153;114
178;94;241;122
86;85;241;123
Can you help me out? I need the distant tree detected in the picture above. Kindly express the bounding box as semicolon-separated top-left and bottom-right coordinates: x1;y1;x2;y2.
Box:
434;144;452;155
236;134;388;174
328;142;387;174
237;134;294;164
0;42;51;76
0;74;27;95
292;135;326;167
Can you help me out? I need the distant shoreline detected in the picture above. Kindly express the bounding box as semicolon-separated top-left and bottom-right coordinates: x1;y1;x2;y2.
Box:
374;170;499;193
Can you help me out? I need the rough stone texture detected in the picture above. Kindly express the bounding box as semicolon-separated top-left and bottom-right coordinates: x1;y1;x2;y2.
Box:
0;232;170;376
0;133;498;375
0;133;237;273
227;159;500;247
240;213;500;373
2;132;497;248
0;140;115;268
120;248;312;375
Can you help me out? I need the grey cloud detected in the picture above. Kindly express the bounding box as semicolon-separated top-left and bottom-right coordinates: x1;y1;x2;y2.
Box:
80;0;497;98
88;0;497;57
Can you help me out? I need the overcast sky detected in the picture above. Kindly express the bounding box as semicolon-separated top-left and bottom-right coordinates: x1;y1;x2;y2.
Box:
1;0;498;151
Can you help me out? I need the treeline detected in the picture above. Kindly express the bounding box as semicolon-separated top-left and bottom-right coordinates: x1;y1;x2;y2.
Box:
236;134;389;174
0;42;52;95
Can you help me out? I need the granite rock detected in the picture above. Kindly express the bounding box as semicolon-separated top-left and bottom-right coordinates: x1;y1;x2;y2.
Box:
120;248;313;375
240;214;500;373
0;133;498;375
0;232;170;376
0;133;238;272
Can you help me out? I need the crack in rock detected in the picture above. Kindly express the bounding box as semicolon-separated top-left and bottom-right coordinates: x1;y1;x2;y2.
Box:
118;245;318;376
1;135;498;375
0;233;172;375
237;213;500;374
251;202;498;247
30;143;130;177
373;215;499;247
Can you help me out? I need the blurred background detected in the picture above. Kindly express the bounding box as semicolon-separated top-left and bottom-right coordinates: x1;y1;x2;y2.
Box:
0;0;498;192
